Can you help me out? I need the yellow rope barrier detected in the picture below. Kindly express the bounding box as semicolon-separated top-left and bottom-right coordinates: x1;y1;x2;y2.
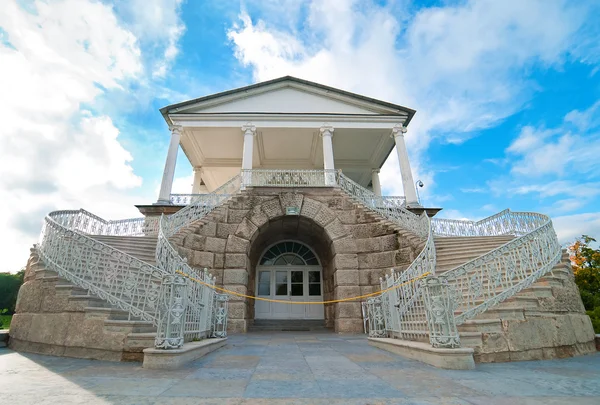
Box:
175;270;430;305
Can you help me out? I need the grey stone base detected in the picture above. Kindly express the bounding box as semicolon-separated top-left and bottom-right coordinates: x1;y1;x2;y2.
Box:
475;340;597;362
369;337;475;370
596;334;600;351
9;337;125;361
143;338;227;369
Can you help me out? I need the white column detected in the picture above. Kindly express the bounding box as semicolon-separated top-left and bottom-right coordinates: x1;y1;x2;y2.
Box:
192;167;203;194
392;124;420;207
157;125;182;204
371;169;382;196
320;124;335;185
241;123;256;186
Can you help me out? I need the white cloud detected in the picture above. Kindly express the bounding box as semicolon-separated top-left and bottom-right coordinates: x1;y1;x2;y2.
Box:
227;0;598;199
115;0;185;78
552;212;600;244
0;0;150;272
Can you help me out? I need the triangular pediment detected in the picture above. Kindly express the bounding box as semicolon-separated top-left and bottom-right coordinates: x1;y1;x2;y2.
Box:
162;76;414;118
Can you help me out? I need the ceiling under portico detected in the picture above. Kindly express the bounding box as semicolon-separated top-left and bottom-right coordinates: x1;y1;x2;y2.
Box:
160;76;416;192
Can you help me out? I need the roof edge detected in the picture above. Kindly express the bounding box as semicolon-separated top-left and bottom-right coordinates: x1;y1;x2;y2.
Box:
160;76;416;126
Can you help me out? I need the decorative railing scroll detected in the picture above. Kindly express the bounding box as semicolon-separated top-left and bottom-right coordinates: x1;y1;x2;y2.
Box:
242;169;338;188
437;212;561;326
364;297;386;338
50;209;159;236
170;194;206;205
38;211;164;326
211;293;229;338
431;210;547;237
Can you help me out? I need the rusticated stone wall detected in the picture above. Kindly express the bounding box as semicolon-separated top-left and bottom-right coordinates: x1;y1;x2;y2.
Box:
171;187;424;333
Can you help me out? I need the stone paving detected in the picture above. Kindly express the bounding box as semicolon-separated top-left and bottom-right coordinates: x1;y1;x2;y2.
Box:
1;332;599;404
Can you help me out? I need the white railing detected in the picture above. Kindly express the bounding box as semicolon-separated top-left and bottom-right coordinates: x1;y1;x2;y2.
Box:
38;211;164;325
170;194;205;205
435;211;561;326
242;169;337;187
431;209;547;237
50;208;159;236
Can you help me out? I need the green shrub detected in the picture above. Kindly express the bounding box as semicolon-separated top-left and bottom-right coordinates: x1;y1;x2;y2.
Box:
586;307;600;334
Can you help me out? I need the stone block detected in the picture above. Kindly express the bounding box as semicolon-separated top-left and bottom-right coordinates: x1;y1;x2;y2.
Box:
335;302;362;318
351;223;388;239
331;237;357;254
569;313;596;343
360;285;376;296
334;270;359;286
28;312;70;346
247;205;269;228
223;284;248;303
191;251;214;268
279;192;303;212
227;319;247;333
214;253;225;269
225;253;247;268
15;281;43;313
228;302;247;319
355;238;381;253
216;223;238;239
314;206;336;227
325;218;348;240
183;234;205;250
380;234;399;251
480;333;509;354
261;199;283;219
358;252;394;269
335;318;364;333
336;210;357;225
333;254;358;270
228;209;249;224
226;235;250;253
8;313;33;340
204;237;226;253
235;217;258;240
334;286;361;300
394;247;413;265
300;197;322;219
223;269;249;285
196;221;216;237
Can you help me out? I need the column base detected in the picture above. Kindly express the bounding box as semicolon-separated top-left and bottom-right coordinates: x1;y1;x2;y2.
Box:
136;204;184;217
406;207;442;217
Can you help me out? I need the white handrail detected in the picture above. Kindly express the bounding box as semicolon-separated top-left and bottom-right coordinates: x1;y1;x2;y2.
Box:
434;210;561;325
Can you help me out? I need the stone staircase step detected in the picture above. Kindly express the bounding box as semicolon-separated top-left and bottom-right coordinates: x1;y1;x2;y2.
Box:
103;320;156;333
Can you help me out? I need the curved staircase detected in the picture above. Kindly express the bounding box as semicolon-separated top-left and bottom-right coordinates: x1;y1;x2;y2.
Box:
9;170;596;366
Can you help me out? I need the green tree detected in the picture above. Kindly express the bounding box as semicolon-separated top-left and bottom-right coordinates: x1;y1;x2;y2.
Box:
569;235;600;332
0;269;25;314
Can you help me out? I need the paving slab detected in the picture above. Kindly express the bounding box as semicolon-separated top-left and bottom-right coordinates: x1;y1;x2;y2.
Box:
1;331;599;404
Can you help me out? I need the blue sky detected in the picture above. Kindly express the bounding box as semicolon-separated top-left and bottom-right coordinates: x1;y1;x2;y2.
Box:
1;0;600;271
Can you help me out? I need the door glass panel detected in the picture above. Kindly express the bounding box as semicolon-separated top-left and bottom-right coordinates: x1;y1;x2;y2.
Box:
291;284;303;296
290;271;303;296
258;271;270;296
291;271;303;283
275;271;288;296
276;284;288;295
258;283;271;296
309;283;321;296
309;271;321;296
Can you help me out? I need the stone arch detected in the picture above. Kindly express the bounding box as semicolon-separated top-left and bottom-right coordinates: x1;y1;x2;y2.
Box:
221;190;364;333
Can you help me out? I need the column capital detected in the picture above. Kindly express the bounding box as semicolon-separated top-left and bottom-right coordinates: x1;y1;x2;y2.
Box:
193;166;203;173
371;168;380;174
169;125;183;135
320;124;334;137
242;122;256;136
391;123;407;138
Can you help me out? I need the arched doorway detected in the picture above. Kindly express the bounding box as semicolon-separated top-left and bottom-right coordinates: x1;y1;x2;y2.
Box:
254;240;324;320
